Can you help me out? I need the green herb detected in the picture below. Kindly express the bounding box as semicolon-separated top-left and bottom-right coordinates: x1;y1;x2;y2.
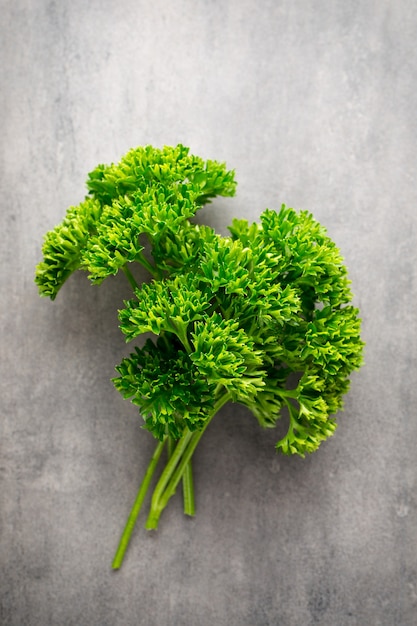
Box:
35;144;364;569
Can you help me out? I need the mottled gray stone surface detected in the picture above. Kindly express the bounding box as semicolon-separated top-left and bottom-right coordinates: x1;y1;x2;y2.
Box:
1;1;416;624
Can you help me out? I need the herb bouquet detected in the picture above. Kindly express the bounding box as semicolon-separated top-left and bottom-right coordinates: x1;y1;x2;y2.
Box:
35;145;364;568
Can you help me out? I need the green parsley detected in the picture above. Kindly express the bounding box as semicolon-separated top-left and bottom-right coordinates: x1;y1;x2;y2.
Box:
35;144;364;569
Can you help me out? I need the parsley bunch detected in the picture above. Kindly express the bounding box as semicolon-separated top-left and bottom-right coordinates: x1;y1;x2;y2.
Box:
35;144;364;569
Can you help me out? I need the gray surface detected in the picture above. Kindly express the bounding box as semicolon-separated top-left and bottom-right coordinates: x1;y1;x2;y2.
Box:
1;1;416;624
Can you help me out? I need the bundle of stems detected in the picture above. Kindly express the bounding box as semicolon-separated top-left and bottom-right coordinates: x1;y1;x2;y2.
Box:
112;392;230;569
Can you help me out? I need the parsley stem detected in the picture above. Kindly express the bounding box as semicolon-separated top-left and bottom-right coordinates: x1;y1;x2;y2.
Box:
167;435;175;459
146;433;202;529
179;332;192;354
182;459;195;516
135;250;160;279
169;435;195;516
170;321;192;354
145;431;193;530
121;265;139;291
112;438;166;570
145;392;231;529
275;388;298;398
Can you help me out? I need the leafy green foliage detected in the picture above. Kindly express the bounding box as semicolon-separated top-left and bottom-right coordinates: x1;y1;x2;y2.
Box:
36;148;363;453
113;337;216;440
36;144;364;566
113;203;363;456
190;314;265;401
119;273;212;350
35;144;236;298
226;205;363;455
34;197;102;299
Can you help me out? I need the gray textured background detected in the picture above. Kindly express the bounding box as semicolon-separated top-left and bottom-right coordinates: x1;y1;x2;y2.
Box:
1;1;416;625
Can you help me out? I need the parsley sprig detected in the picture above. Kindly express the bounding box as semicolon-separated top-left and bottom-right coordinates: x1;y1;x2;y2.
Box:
35;144;364;569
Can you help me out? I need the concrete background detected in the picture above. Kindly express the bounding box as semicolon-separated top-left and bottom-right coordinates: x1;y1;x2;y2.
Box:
1;1;416;624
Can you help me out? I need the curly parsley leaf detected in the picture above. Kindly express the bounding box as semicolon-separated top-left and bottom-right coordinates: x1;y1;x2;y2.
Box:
35;144;236;296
